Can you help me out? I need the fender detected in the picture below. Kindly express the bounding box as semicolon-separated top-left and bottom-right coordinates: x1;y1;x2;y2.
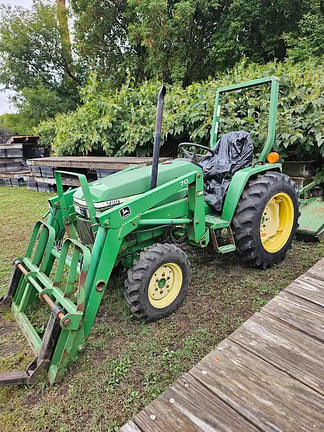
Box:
222;163;282;222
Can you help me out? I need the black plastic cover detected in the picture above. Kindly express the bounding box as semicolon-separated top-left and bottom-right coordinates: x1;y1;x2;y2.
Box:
200;131;253;211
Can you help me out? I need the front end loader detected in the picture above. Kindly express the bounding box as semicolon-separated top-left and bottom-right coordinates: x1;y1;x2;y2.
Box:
0;77;301;386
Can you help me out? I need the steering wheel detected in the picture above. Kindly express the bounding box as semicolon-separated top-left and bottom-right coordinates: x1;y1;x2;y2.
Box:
178;142;214;163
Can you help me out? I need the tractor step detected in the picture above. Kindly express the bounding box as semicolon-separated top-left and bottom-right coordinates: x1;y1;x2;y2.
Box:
205;214;229;229
209;224;236;254
218;244;236;254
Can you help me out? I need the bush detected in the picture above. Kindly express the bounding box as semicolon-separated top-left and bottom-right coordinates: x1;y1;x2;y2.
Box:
36;58;324;160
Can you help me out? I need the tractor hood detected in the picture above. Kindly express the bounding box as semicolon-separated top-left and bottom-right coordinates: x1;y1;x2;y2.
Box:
73;159;199;213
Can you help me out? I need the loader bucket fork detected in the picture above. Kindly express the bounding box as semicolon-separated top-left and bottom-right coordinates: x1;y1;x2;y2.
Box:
0;175;92;386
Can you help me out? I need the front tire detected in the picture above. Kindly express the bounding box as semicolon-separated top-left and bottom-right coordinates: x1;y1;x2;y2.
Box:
124;243;191;321
232;171;299;268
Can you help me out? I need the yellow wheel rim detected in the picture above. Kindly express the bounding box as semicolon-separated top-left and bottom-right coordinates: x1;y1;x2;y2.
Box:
148;263;183;309
260;192;294;253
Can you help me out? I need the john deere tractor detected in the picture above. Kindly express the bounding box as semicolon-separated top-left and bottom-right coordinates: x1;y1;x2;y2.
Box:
0;76;300;386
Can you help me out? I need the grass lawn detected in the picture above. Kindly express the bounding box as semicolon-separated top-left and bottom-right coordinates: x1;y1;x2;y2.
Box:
0;185;323;432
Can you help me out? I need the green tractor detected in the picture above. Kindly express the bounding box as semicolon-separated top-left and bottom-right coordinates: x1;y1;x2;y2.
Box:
0;76;300;386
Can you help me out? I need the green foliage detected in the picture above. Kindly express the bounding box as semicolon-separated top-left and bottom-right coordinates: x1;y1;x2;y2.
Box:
70;0;131;86
286;1;324;62
0;113;26;135
127;0;221;85
36;58;324;159
14;84;79;131
209;0;307;70
314;169;324;185
0;1;63;91
0;114;14;135
104;356;132;393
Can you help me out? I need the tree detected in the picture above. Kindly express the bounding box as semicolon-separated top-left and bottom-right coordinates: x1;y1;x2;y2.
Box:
0;0;79;130
71;0;131;86
56;0;75;78
0;1;64;90
209;0;308;70
285;0;324;61
71;0;225;86
127;0;222;85
71;0;311;87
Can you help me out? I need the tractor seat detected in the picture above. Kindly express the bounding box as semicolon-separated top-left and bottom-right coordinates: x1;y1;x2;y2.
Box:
200;131;253;211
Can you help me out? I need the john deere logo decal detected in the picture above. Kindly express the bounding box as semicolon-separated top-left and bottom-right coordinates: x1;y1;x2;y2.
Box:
120;206;131;218
80;207;88;218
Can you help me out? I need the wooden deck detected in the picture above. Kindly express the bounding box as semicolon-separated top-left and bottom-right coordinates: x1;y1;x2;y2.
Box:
121;258;324;432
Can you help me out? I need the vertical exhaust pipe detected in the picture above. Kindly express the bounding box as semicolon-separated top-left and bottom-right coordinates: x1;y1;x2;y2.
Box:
150;85;166;189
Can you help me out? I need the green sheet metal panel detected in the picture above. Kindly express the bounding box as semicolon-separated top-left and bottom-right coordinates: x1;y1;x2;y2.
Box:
73;159;196;202
297;197;324;240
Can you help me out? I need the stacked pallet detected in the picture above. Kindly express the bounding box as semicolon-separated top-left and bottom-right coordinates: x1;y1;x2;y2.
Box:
283;161;315;189
27;164;96;192
0;136;46;187
0;135;11;145
0;138;28;187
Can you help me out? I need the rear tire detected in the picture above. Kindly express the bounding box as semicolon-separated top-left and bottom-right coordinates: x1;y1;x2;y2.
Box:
124;243;191;321
232;171;299;268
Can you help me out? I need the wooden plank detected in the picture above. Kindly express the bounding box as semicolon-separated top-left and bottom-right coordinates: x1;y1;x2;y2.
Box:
0;166;23;173
31;176;79;187
308;268;324;283
134;394;201;432
262;291;324;342
0;171;29;178
133;373;260;432
119;420;143;432
305;258;324;283
285;276;324;307
11;135;39;141
229;312;324;395
30;156;161;163
190;339;324;432
0;144;22;150
27;156;168;170
0;158;22;163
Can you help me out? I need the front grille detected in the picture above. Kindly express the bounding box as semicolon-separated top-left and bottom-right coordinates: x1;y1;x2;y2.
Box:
76;216;95;245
